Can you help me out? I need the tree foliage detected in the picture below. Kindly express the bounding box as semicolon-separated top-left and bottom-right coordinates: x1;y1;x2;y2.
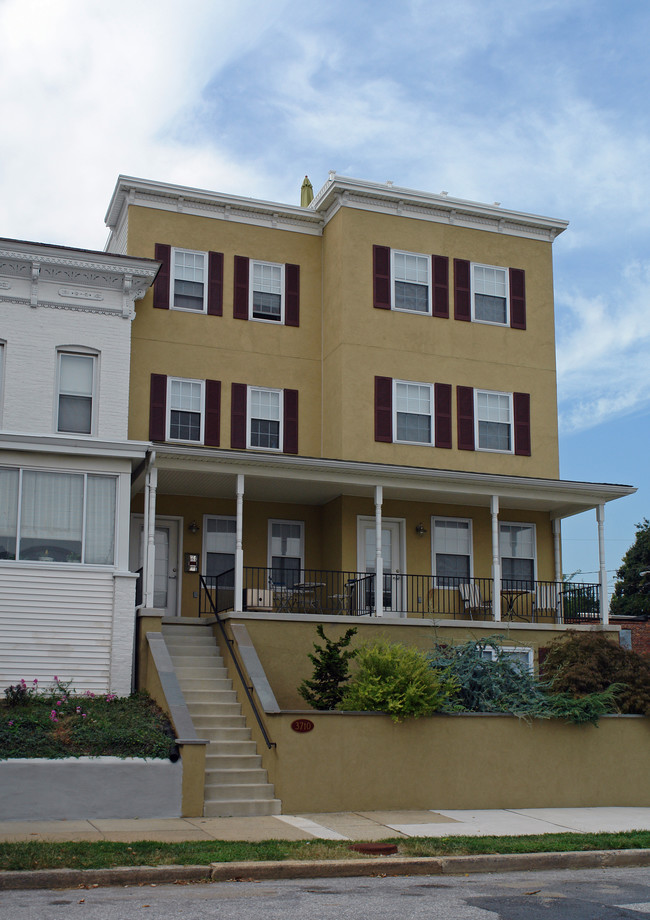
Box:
338;640;458;722
541;630;650;715
610;519;650;618
429;637;619;725
297;624;358;710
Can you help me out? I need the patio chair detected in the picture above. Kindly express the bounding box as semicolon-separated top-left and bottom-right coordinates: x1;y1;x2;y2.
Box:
533;583;559;621
458;583;491;620
268;578;296;613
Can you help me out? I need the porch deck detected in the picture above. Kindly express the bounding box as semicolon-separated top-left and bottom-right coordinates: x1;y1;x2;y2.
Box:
199;568;601;625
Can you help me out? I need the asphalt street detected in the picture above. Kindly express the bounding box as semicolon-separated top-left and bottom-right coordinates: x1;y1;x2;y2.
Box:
3;866;650;920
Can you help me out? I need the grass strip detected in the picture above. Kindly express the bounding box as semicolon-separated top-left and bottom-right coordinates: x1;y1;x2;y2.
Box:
2;831;650;872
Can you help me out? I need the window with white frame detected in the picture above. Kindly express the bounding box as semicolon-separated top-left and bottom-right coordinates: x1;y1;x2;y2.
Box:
500;522;536;588
204;516;235;588
250;260;284;322
57;352;96;435
248;387;282;450
475;390;513;452
472;263;509;325
0;467;116;564
393;250;431;314
432;517;472;585
172;248;206;312
167;377;204;443
394;380;433;444
480;645;534;673
268;520;303;587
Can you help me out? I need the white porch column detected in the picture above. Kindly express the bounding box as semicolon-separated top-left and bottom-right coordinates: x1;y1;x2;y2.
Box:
144;462;158;609
374;485;383;618
491;495;501;622
234;474;245;614
597;503;608;625
552;518;562;624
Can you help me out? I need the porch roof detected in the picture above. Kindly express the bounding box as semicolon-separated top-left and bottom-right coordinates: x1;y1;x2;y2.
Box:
145;447;635;520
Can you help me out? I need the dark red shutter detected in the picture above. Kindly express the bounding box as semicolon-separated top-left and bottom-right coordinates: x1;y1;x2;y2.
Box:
149;374;167;440
373;245;391;309
454;259;471;321
204;379;221;446
285;263;300;327
374;376;393;442
283;389;299;453
510;268;526;329
457;386;475;450
434;383;452;448
513;392;531;456
231;383;247;448
432;255;449;318
233;256;249;320
207;252;223;316
153;244;171;310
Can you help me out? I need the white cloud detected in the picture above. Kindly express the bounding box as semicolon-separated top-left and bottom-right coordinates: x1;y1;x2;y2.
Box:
556;261;650;433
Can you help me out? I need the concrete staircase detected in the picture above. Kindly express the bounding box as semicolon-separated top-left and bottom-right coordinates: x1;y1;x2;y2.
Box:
161;620;281;817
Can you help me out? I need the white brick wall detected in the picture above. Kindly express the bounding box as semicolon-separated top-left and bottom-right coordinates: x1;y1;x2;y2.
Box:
0;301;131;440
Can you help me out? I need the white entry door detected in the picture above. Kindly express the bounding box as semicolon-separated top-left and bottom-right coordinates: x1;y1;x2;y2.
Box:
130;516;180;616
357;518;404;614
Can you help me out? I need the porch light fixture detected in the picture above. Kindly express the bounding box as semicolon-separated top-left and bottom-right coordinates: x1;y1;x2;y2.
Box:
188;520;199;535
415;522;427;537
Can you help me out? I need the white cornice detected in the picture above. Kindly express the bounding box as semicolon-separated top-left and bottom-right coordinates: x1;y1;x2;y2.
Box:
104;174;568;244
0;432;150;460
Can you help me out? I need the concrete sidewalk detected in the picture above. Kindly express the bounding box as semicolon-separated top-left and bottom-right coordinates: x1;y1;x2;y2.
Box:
2;807;650;843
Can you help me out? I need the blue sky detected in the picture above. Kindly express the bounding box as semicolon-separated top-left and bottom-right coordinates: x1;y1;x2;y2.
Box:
1;0;648;595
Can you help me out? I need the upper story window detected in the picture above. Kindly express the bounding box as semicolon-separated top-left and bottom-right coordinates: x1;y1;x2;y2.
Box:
0;466;116;565
251;261;284;322
248;386;282;450
172;248;206;312
432;517;472;585
168;377;204;443
57;351;96;435
392;251;431;314
475;390;513;453
394;380;433;444
500;522;536;588
472;264;508;325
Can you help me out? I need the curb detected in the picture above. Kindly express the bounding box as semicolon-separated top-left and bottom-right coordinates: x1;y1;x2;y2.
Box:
3;849;650;891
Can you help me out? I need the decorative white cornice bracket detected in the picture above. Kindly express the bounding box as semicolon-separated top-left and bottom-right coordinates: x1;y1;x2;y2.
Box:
30;261;40;307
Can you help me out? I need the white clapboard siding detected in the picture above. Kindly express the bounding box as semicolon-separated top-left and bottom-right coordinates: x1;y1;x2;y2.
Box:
0;568;117;693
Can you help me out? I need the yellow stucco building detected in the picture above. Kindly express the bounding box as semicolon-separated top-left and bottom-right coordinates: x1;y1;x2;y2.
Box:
105;173;633;631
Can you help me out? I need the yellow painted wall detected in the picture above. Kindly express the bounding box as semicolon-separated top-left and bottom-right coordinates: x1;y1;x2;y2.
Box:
126;206;323;455
322;207;559;477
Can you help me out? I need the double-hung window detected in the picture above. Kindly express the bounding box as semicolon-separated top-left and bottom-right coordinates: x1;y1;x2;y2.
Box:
500;522;536;589
250;261;284;322
248;386;282;450
167;377;204;443
268;519;303;587
57;352;95;435
475;390;513;452
172;249;206;312
394;380;433;444
0;466;116;565
432;517;472;586
472;264;509;325
204;516;236;588
392;251;431;314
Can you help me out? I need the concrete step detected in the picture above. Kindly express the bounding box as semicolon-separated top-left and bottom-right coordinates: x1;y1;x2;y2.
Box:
199;727;252;742
203;783;276;799
174;678;233;692
182;689;238;704
167;649;223;663
172;661;229;675
190;711;246;726
205;740;258;756
205;753;263;769
166;640;221;655
203;798;282;818
205;768;269;785
184;701;242;718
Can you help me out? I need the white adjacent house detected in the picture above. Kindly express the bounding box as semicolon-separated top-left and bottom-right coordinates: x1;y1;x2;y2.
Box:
0;239;158;694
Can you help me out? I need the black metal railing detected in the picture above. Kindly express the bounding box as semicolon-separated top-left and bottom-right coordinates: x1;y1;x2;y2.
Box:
199;574;275;750
198;569;601;624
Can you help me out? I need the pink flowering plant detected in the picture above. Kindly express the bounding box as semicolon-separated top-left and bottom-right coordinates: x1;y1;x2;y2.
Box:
1;677;175;761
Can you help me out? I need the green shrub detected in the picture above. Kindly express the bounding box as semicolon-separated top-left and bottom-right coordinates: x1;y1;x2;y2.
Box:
541;630;650;715
338;640;457;722
298;624;358;710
